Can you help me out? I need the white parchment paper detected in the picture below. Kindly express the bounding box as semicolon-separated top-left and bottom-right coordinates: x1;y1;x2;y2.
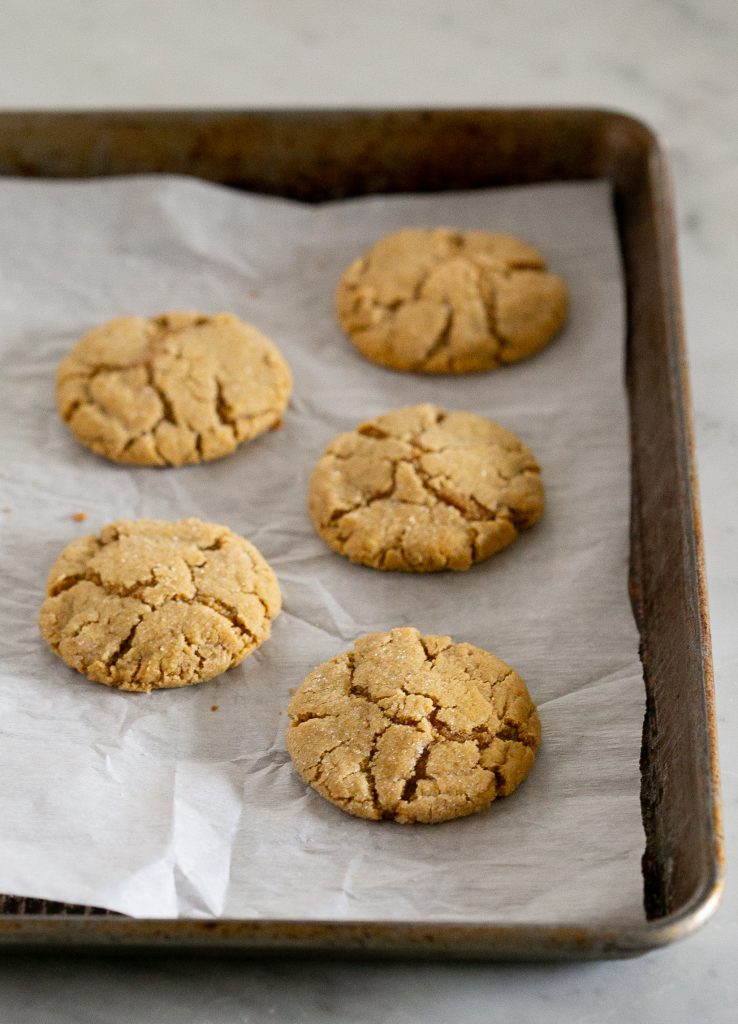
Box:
0;176;645;923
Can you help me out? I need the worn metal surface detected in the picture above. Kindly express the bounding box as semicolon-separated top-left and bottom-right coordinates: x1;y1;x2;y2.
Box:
0;108;722;959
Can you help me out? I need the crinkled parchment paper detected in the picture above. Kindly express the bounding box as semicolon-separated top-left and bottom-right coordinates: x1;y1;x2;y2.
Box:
0;176;645;922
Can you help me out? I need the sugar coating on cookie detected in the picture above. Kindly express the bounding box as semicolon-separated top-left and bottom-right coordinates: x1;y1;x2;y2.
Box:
38;517;281;692
286;627;540;824
308;403;543;572
337;228;568;374
57;312;292;466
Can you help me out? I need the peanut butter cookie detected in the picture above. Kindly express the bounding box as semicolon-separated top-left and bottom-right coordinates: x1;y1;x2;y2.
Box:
337;228;567;373
57;312;292;466
286;627;540;824
38;517;281;692
308;404;543;572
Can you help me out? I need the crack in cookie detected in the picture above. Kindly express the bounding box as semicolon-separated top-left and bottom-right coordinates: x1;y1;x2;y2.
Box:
56;312;292;466
286;627;540;824
336;228;568;374
308;403;543;572
38;517;281;692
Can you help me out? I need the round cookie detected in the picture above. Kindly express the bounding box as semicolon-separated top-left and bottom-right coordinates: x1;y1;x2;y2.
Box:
308;403;543;572
38;517;281;692
57;311;292;466
336;227;568;374
286;627;540;824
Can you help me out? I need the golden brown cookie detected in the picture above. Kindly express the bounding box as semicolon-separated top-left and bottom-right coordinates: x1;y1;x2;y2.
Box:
286;627;540;824
336;228;567;373
38;517;281;692
57;312;292;466
308;404;543;572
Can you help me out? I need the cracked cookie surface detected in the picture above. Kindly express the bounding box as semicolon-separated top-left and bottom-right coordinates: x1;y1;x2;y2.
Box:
57;311;292;466
286;627;540;824
308;403;543;572
38;517;281;692
336;228;568;374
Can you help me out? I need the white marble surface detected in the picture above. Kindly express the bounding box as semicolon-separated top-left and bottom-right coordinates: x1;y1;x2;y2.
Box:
0;0;736;1020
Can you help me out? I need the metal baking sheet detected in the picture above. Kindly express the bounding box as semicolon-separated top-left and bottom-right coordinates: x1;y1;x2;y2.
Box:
0;108;722;959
